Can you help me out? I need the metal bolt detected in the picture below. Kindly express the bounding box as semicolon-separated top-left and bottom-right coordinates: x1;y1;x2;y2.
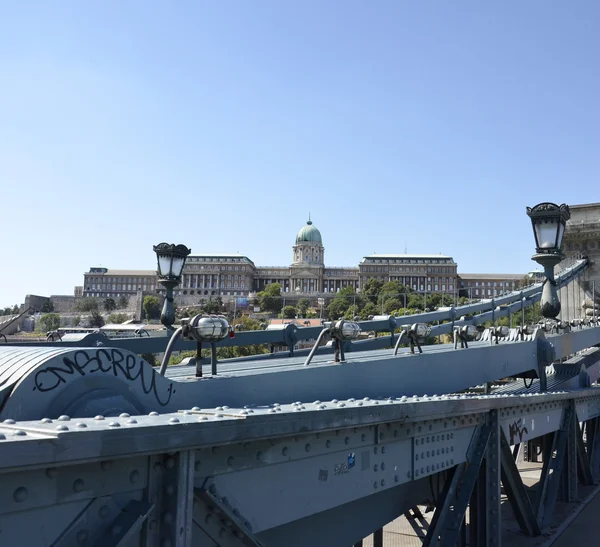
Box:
127;418;137;424
40;418;52;424
169;417;180;424
73;479;85;493
149;411;159;416
395;475;399;483
227;456;235;466
76;530;88;543
46;468;58;479
3;419;15;424
13;487;28;502
108;422;120;428
76;423;88;428
163;512;173;524
101;461;112;471
94;415;105;421
56;425;69;431
130;470;140;484
305;443;311;452
13;430;26;436
282;447;288;456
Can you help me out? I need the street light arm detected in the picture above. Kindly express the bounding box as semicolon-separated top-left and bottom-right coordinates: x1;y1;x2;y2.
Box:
159;326;183;376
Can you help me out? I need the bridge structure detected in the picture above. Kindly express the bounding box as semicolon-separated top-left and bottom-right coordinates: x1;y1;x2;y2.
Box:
3;208;600;546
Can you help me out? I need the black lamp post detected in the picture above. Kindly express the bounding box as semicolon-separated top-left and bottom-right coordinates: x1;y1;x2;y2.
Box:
153;242;191;329
526;203;571;319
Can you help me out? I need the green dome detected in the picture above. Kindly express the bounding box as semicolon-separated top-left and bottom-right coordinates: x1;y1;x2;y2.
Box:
296;219;322;244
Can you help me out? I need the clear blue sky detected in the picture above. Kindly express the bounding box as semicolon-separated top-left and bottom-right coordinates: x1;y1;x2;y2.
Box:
1;1;598;308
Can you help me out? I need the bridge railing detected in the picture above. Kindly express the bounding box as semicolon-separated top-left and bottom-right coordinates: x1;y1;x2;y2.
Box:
3;259;589;361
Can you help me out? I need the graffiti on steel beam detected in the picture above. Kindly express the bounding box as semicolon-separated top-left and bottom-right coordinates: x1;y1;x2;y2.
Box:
508;418;528;444
32;349;175;406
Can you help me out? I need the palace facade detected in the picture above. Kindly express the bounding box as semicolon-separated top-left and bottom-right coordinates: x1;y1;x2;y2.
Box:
81;218;524;304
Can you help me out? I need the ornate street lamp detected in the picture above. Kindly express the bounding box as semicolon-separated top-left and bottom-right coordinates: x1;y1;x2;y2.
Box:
153;242;191;329
526;203;571;319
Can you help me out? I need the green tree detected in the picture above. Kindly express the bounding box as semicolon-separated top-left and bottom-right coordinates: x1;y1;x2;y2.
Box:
103;298;117;312
362;278;383;303
72;316;81;327
41;300;54;313
12;304;20;314
383;297;402;315
75;298;99;312
107;313;128;324
257;283;282;313
143;296;161;320
89;310;105;328
117;295;129;309
202;297;223;315
297;298;310;317
141;353;157;366
39;313;60;332
282;305;297;319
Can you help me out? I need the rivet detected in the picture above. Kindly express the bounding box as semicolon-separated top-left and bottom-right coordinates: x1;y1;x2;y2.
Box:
99;505;110;518
3;419;15;424
395;474;399;482
13;430;26;436
127;418;137;424
374;465;379;472
119;413;130;418
73;479;85;493
282;447;288;456
305;443;311;452
163;512;173;524
101;461;112;471
40;418;52;424
94;415;105;421
149;411;159;416
381;463;386;470
345;436;350;445
13;487;28;502
192;406;201;411
76;423;87;428
111;525;122;536
227;456;235;466
381;446;386;454
380;479;385;487
199;416;208;421
108;422;120;428
361;434;366;442
256;451;263;461
76;529;88;543
46;468;58;479
169;417;180;424
373;481;378;489
56;425;69;431
130;470;140;484
215;413;224;418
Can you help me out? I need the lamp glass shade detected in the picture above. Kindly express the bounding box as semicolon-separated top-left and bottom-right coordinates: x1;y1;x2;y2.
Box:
170;256;186;278
534;220;559;250
157;255;173;277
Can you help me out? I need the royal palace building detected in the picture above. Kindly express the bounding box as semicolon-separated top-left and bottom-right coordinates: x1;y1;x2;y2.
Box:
81;218;524;304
